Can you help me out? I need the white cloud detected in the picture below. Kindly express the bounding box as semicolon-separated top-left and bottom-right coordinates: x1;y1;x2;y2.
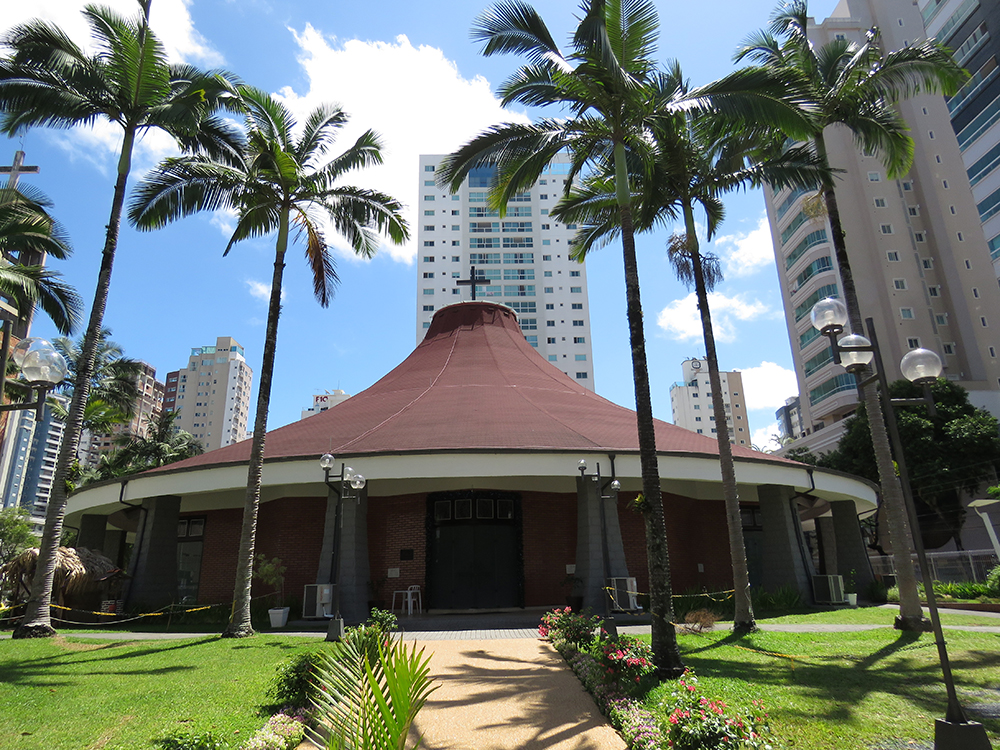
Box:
656;292;773;343
751;422;783;452
246;279;285;303
714;215;775;278
276;28;530;263
737;361;798;411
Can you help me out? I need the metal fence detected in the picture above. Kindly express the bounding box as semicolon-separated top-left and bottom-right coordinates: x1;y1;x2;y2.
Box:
868;549;998;583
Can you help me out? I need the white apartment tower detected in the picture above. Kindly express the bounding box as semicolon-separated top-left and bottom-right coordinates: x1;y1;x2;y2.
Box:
170;336;252;452
765;0;1000;455
415;154;595;388
669;358;751;446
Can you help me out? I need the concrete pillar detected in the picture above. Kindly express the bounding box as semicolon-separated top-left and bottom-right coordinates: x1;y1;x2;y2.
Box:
758;485;812;599
575;474;629;612
76;514;108;553
831;501;876;596
127;495;180;610
316;487;370;625
816;517;838;575
103;529;128;569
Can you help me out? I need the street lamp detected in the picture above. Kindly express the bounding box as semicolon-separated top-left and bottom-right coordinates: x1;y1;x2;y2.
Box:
0;328;68;419
577;457;621;637
320;453;367;642
812;301;990;749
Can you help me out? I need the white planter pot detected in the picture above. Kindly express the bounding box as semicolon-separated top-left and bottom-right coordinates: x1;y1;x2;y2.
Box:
269;607;290;628
845;593;858;607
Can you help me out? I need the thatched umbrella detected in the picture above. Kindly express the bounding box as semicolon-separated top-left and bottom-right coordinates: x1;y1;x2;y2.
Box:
1;546;116;605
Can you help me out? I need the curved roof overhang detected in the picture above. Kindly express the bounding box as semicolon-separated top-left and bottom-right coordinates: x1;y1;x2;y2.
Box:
66;448;878;529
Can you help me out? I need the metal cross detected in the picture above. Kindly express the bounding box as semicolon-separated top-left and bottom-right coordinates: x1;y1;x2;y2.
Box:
455;265;491;301
0;151;40;189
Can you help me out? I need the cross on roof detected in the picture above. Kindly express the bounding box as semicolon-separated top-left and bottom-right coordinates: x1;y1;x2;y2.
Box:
0;151;39;189
455;266;491;301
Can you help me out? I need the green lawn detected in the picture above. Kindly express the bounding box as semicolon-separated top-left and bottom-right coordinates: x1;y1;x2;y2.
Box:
755;606;1000;627
649;628;1000;749
0;635;319;750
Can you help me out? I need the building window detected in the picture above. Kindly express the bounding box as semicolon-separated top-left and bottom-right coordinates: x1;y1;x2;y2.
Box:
575;354;587;361
575;372;588;379
570;270;581;277
874;197;886;207
695;416;702;422
936;313;948;325
893;278;907;290
922;258;933;269
880;224;894;234
570;286;582;293
548;354;557;361
982;316;989;327
908;206;920;217
943;180;949;189
424;165;435;172
868;172;881;181
573;337;586;344
547;337;556;344
423;256;434;262
907;337;920;348
958;232;965;241
943;343;955;354
990;347;996;358
915;233;925;242
424;195;435;201
547;320;555;327
887;251;900;261
974;287;981;298
423;272;434;278
542;254;551;261
572;320;584;327
572;303;582;309
929;286;940;297
422;305;434;312
545;303;554;310
900;308;914;319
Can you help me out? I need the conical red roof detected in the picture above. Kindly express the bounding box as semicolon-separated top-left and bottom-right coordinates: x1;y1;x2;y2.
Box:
157;301;790;470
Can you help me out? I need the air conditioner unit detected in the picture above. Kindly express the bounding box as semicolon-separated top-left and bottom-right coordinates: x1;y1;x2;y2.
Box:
607;577;639;611
303;584;334;619
812;575;845;604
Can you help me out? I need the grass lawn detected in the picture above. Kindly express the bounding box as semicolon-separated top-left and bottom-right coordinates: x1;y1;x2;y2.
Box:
755;606;1000;627
0;634;319;750
647;628;1000;749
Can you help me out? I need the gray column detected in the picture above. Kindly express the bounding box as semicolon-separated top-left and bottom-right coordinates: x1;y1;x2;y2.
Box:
316;487;370;625
831;501;875;596
758;485;812;599
127;495;180;610
575;474;628;612
103;529;128;569
816;517;838;576
76;514;108;553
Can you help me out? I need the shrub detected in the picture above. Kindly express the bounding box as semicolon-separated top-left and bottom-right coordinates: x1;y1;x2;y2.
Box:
367;607;397;633
268;650;323;709
538;607;601;648
243;710;306;750
658;670;772;750
987;564;1000;598
595;634;657;697
155;731;228;750
342;624;391;667
752;585;802;612
935;580;990;600
683;608;720;631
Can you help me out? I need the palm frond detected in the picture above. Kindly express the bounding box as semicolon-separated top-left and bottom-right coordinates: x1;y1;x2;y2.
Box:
296;103;348;166
0;264;81;334
472;1;569;70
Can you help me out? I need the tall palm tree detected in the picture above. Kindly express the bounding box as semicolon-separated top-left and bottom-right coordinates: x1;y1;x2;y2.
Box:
0;184;81;335
736;0;966;629
557;63;828;632
441;0;811;675
86;409;203;483
129;86;408;637
0;1;242;638
440;0;685;676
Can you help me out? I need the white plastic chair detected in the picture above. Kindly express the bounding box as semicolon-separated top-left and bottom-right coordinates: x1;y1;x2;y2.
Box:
391;584;422;615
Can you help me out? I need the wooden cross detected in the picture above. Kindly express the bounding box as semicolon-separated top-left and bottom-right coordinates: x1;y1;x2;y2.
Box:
455;265;491;301
0;151;39;189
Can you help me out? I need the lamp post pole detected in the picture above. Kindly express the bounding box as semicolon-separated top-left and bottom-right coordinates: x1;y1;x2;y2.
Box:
812;298;991;749
578;458;621;638
320;454;366;642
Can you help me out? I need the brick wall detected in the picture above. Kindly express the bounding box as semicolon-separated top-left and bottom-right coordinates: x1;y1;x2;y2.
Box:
521;490;576;606
368;493;426;606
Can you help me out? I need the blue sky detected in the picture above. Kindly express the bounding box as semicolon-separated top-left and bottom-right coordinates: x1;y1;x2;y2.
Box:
2;0;842;448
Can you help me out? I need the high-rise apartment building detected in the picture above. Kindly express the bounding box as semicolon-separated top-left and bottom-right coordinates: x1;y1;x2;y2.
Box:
167;337;252;452
80;361;164;467
669;358;751;446
765;0;1000;455
301;390;351;420
922;0;1000;276
415;154;595;389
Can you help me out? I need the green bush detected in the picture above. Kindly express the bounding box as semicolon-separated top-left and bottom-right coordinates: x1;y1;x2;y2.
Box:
935;580;990;600
865;579;888;604
538;607;602;648
367;607;397;633
752;585;802;612
155;731;228;750
269;650;323;709
987;565;1000;597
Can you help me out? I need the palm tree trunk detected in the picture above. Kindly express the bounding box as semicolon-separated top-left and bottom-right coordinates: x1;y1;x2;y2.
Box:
12;127;137;639
814;133;924;628
614;142;684;678
223;208;289;638
683;203;756;633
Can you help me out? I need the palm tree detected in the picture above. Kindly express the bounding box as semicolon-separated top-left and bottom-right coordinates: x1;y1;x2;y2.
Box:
440;0;811;675
439;0;686;676
129;85;408;637
0;1;242;638
736;0;966;629
85;409;203;483
0;185;81;335
51;329;141;427
557;64;827;632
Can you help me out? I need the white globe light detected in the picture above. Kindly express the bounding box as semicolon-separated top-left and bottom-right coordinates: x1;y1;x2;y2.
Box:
837;334;874;371
900;348;943;383
811;297;849;333
19;343;67;385
610;479;621;491
578;459;587;471
11;337;43;368
343;466;355;481
319;453;336;469
351;474;366;490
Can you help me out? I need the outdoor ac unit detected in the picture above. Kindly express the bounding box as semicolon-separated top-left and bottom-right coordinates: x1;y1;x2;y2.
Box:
812;575;845;604
607;577;639;611
303;584;333;619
